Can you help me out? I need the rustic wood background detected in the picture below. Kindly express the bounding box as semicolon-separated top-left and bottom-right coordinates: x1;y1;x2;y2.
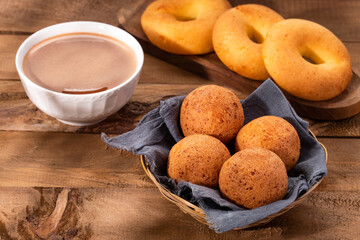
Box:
0;0;359;239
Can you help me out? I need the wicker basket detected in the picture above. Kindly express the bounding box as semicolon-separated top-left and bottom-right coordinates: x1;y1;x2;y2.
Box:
141;131;328;230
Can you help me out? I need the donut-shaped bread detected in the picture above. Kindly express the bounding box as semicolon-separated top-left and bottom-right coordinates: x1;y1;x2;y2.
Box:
141;0;231;55
263;19;352;101
168;134;231;188
235;116;300;171
212;4;284;80
180;85;244;144
219;148;288;209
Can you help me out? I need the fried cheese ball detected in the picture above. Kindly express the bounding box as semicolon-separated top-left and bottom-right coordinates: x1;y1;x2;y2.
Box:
219;148;288;209
180;85;244;144
168;134;231;188
235;115;300;171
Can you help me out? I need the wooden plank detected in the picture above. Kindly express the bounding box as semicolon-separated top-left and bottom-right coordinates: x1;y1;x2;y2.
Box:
308;116;360;137
0;0;123;33
2;0;359;41
140;54;210;85
1;80;360;136
234;0;360;42
0;131;359;191
316;138;360;192
0;83;221;134
345;42;360;76
0;131;153;188
0;80;27;101
0;187;359;239
0;35;27;80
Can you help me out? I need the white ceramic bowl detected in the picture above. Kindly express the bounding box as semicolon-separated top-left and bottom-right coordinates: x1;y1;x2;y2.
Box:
15;21;144;126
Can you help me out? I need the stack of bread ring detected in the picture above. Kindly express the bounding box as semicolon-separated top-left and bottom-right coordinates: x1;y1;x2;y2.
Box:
167;84;301;209
141;0;352;101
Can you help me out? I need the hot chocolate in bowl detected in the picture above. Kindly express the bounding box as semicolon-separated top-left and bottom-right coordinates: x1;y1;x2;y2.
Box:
15;21;144;126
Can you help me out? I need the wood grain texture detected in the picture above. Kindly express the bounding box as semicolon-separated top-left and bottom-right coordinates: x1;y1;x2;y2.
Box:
308;116;360;137
316;138;360;192
0;0;122;33
0;187;359;239
0;83;215;134
0;131;358;193
0;131;153;188
35;188;70;239
231;0;360;42
346;42;360;76
1;80;359;136
0;0;359;42
0;35;27;80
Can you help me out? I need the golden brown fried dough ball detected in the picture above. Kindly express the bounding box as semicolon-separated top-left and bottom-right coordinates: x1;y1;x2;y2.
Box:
219;148;288;209
180;85;244;144
168;134;231;188
235;115;300;171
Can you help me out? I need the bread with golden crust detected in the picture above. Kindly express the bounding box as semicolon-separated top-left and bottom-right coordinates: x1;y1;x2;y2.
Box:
263;19;352;101
219;147;288;209
235;115;300;171
168;134;231;188
141;0;231;55
213;4;284;80
180;85;244;144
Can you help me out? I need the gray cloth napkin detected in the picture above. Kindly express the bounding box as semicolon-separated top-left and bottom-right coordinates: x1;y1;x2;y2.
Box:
101;79;327;233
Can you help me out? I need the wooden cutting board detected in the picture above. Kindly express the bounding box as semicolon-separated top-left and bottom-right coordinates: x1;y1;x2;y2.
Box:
117;0;360;120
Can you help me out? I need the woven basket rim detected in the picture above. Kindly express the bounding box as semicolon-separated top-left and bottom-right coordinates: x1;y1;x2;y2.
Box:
141;130;328;230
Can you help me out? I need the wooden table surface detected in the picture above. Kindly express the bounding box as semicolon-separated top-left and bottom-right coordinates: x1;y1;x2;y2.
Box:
0;0;359;239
